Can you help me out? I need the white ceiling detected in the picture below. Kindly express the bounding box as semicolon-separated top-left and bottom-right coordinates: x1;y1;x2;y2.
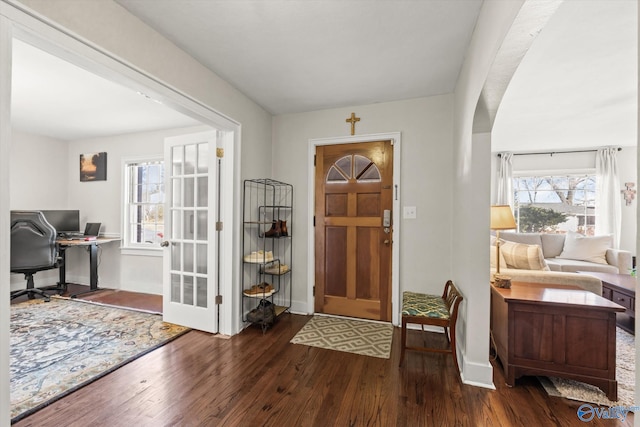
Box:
115;0;483;115
11;39;201;141
10;0;637;150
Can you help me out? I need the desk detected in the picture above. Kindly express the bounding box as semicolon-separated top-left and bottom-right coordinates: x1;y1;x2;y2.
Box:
491;281;624;401
56;237;120;297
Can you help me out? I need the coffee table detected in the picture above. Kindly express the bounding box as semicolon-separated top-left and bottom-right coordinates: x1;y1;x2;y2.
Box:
577;271;636;334
491;281;625;400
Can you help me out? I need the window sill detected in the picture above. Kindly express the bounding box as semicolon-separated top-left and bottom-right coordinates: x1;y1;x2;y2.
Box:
120;247;163;257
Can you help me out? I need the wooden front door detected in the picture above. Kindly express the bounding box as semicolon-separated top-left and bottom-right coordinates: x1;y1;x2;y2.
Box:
315;140;393;321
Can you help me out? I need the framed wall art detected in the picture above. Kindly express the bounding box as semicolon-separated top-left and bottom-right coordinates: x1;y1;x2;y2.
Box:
80;152;107;182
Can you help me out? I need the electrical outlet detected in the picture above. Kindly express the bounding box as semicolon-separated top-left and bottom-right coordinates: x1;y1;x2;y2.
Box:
403;206;417;219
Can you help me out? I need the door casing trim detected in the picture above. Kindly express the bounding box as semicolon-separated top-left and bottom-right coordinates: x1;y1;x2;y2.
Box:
308;132;401;326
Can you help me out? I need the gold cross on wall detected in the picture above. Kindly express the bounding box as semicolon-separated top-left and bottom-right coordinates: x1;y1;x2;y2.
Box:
345;112;360;135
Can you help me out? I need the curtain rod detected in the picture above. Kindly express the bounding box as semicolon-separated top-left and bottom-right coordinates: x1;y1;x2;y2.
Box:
497;147;622;158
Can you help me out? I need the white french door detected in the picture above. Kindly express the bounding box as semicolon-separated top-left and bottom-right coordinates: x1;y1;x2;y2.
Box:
163;131;219;332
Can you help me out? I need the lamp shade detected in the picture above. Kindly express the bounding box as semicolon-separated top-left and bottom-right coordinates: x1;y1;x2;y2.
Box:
490;205;516;230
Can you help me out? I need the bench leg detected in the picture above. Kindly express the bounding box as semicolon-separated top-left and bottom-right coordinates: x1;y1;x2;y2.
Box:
450;324;460;375
399;317;407;367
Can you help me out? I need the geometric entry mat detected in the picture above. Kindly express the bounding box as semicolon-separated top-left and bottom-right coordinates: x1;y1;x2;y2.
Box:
290;315;393;359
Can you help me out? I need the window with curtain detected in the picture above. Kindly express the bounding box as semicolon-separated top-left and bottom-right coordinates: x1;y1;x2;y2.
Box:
513;173;597;235
123;158;165;248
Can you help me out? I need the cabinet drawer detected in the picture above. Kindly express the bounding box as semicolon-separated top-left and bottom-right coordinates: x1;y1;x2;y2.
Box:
601;287;613;300
612;291;633;310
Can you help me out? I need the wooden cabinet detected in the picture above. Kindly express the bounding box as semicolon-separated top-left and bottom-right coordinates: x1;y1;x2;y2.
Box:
612;290;633;311
490;282;624;401
577;272;636;334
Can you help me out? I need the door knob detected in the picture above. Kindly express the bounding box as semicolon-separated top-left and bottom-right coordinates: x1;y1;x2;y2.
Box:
384;239;390;246
160;241;170;247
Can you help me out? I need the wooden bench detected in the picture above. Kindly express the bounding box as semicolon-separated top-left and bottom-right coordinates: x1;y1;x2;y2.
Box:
399;280;463;374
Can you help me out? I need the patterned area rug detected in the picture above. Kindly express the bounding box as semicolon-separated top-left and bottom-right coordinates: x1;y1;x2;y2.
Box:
290;315;393;359
538;327;635;406
10;297;190;422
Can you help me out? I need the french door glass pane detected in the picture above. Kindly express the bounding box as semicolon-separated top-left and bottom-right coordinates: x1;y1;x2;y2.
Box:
185;144;196;175
171;273;181;303
197;211;208;241
184;242;194;273
197;143;209;173
171;243;181;270
197;177;208;207
184;210;195;240
196;277;207;308
184;177;195;207
183;275;194;305
196;243;207;274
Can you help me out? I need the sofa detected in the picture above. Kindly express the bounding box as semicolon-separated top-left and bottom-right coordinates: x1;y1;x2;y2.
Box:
490;231;633;295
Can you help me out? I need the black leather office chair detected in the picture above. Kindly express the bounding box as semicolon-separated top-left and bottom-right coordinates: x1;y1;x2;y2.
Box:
10;211;62;302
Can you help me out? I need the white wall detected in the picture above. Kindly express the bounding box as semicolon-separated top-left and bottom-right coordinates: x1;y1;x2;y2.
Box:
452;0;524;387
9;130;68;289
272;95;454;313
490;147;638;255
10;130;68;209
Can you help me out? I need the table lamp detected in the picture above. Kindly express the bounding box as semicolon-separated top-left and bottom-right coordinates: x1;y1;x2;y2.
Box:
490;205;516;277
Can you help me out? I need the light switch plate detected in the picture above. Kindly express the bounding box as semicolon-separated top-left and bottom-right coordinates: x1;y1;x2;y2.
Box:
403;206;417;219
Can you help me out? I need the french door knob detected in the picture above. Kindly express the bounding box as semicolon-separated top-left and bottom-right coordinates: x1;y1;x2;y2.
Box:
160;241;170;247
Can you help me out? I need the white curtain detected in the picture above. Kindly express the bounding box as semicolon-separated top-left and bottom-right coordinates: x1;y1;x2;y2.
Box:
595;147;621;248
496;152;514;208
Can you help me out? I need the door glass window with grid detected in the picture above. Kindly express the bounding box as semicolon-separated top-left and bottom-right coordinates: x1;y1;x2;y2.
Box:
513;174;596;235
125;159;165;247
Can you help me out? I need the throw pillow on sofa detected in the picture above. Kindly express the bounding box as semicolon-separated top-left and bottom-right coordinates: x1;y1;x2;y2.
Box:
557;231;611;265
500;241;549;271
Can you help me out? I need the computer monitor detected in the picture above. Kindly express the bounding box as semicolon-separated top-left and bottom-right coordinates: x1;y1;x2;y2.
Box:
40;210;81;235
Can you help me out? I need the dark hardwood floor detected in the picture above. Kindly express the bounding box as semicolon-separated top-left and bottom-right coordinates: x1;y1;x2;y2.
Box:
10;283;163;313
11;287;633;426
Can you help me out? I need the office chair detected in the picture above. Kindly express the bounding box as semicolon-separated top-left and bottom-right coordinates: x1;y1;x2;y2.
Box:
10;211;63;302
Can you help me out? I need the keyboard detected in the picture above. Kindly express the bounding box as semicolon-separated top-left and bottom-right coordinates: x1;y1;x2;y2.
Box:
60;232;83;239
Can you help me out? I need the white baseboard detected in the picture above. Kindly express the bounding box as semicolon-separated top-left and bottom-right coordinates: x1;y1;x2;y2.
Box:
460;350;495;389
290;299;309;315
